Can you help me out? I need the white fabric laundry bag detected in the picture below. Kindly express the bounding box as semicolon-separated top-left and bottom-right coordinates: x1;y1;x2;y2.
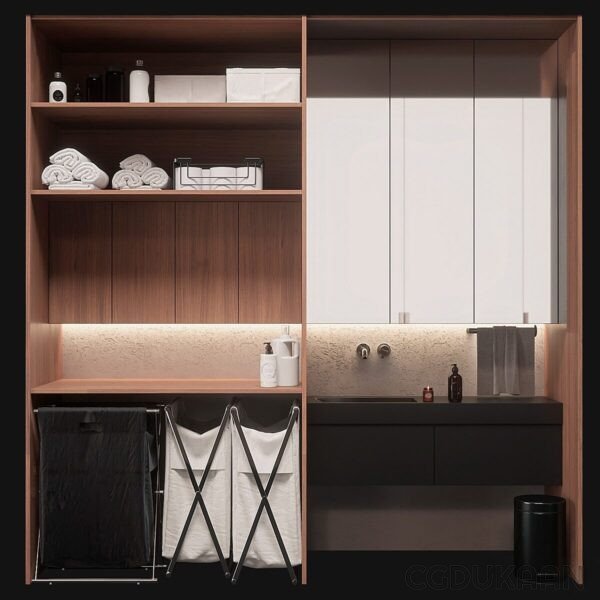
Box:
162;420;231;562
232;418;301;568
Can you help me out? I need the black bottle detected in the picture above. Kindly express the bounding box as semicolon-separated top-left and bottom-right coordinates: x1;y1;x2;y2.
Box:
86;73;103;102
448;364;463;403
73;82;83;102
105;66;124;102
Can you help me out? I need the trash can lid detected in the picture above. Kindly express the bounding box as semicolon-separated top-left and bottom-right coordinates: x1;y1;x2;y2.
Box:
515;494;566;512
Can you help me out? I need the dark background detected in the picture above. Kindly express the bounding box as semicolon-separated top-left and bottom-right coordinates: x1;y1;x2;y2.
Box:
8;1;598;596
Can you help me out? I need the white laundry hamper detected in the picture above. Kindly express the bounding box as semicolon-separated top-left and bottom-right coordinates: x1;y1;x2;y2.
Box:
232;405;302;568
162;400;231;564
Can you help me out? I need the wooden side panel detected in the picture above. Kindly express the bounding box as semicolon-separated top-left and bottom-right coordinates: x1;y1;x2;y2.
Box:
49;202;112;323
239;202;302;323
26;17;61;584
176;202;238;323
545;18;583;585
300;16;308;584
112;202;175;323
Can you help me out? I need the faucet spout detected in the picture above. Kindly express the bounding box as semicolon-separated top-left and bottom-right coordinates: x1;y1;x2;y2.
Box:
356;343;370;359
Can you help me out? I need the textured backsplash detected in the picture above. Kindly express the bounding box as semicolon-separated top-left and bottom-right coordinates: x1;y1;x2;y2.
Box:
61;324;545;397
306;325;545;397
61;325;302;379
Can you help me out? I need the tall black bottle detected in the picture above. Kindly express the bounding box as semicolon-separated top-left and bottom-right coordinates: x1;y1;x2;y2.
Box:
448;364;463;403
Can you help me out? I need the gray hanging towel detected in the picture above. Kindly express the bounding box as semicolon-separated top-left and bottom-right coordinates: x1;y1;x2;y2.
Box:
477;326;535;396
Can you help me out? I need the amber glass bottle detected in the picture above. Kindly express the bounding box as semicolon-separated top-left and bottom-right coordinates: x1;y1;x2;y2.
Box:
448;364;463;403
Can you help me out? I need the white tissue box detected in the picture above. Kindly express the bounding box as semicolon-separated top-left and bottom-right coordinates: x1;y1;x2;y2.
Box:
154;75;226;103
226;68;300;103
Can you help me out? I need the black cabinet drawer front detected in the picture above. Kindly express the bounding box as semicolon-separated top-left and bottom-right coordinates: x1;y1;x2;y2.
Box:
435;425;562;485
309;425;434;485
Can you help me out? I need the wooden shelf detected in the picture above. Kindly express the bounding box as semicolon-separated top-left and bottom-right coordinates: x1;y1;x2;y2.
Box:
31;378;303;395
31;102;302;129
32;16;302;52
31;189;302;202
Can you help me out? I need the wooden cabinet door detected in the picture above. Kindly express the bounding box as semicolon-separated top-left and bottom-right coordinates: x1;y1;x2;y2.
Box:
112;202;175;323
176;202;238;323
49;201;112;323
391;41;474;323
307;41;390;323
239;201;301;323
474;41;558;323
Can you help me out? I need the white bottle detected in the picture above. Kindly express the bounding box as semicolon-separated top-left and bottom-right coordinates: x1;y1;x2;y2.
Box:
129;59;150;102
272;325;293;358
260;342;278;388
49;72;67;103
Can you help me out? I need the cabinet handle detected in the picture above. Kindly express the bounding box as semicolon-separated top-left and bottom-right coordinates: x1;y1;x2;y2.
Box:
523;312;529;324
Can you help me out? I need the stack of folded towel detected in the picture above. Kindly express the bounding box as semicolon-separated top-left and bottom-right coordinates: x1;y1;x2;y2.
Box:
41;148;109;190
112;154;171;190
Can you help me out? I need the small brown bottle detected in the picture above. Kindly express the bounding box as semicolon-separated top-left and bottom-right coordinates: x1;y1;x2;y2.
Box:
448;364;463;403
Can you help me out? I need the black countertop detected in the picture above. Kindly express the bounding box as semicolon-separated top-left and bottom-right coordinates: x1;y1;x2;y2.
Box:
308;396;562;425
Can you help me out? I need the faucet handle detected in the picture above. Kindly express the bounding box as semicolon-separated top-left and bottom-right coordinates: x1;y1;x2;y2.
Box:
356;343;370;359
377;343;391;358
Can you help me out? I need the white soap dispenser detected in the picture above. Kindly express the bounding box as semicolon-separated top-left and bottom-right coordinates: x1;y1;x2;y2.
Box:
260;342;278;388
129;59;150;102
49;72;67;103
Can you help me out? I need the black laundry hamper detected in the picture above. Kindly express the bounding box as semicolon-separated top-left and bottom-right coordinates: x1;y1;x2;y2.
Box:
37;407;157;569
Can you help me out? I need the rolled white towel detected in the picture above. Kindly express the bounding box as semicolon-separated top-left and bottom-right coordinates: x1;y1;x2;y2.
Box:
112;169;144;189
72;162;109;189
141;167;171;189
49;148;89;171
42;164;73;186
119;154;155;174
49;182;100;190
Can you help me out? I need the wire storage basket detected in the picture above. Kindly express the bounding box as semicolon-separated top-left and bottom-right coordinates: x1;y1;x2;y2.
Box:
173;157;264;190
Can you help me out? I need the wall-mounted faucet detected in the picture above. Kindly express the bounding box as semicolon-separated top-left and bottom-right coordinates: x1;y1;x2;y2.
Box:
356;343;370;359
377;343;391;358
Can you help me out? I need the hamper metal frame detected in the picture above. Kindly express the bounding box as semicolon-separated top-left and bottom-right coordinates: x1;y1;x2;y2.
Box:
32;407;165;584
163;401;233;579
173;157;263;189
230;400;300;585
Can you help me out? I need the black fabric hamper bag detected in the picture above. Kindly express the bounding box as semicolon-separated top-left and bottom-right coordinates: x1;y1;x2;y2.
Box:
37;407;156;568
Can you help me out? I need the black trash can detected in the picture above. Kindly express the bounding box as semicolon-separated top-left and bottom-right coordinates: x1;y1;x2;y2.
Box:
514;495;566;580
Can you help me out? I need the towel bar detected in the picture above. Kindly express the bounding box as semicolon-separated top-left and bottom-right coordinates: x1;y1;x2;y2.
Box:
466;325;537;337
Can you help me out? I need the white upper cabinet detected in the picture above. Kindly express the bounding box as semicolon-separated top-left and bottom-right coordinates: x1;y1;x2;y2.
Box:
391;41;474;323
307;41;390;323
474;41;558;323
306;39;558;325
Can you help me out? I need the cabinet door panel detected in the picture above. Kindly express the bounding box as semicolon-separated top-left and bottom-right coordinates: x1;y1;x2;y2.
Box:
391;41;474;323
474;41;557;323
112;202;175;323
308;41;389;323
239;202;301;323
435;425;562;485
176;202;238;323
49;202;112;323
309;425;434;485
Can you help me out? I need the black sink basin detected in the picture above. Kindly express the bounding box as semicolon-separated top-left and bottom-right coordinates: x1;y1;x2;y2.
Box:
315;396;416;403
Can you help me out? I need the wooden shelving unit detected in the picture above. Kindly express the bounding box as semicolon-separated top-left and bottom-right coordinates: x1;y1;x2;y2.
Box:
26;14;308;585
31;102;302;129
31;189;302;201
25;13;583;588
32;378;302;395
